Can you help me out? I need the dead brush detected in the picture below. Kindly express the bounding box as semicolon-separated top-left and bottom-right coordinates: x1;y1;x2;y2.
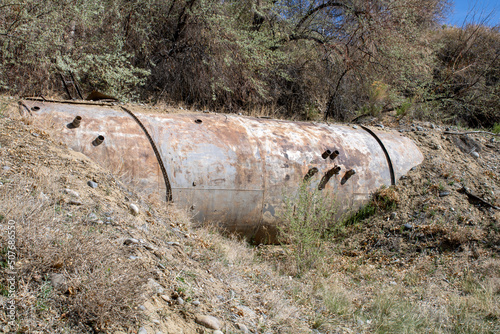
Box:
0;176;146;333
373;186;399;211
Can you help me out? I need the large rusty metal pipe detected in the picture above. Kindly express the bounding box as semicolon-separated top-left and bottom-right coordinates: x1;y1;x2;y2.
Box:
22;100;424;242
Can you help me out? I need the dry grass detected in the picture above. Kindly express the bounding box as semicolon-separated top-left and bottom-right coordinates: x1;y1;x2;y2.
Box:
0;174;147;333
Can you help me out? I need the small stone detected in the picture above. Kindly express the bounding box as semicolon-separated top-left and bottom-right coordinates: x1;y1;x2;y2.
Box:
390;281;397;285
390;212;397;220
128;255;139;260
430;123;436;129
195;314;221;330
129;203;140;216
124;238;139;245
403;223;413;231
167;242;180;247
68;200;83;205
416;126;424;131
176;297;184;305
471;151;479;158
375;124;384;129
2;166;11;171
192;299;200;306
156;332;164;334
143;243;157;251
352;125;358;129
138;305;146;311
450;207;455;211
439;191;450;197
152;319;160;325
160;294;171;302
213;331;224;334
63;188;80;198
87;180;98;188
235;323;249;333
88;213;98;221
138;327;148;334
50;273;67;290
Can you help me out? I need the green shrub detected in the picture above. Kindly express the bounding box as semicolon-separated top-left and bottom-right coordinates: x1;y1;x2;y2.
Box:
279;183;337;276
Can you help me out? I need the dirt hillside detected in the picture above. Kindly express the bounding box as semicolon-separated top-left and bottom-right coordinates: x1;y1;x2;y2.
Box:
0;96;499;334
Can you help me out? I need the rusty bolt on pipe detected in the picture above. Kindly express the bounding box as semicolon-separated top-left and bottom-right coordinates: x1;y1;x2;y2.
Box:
92;135;105;147
341;169;356;185
318;166;342;190
321;150;332;159
67;116;82;129
303;167;319;182
329;150;339;160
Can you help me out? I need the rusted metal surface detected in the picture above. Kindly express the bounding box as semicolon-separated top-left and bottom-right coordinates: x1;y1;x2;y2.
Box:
21;100;424;242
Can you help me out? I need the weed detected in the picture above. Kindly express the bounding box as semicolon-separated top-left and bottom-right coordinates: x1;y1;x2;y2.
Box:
36;282;53;311
492;123;500;134
323;288;354;317
279;182;337;276
342;203;377;226
396;100;413;117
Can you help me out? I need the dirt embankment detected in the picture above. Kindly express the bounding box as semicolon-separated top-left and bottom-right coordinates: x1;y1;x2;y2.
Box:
0;96;499;334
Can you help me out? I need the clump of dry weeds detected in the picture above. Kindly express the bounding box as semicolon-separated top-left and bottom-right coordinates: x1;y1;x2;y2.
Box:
0;176;146;333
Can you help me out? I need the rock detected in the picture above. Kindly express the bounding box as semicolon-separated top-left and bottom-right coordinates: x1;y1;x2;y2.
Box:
129;255;139;260
403;224;413;231
375;124;384;129
143;243;157;251
129;203;140;216
160;294;171;302
439;191;450;197
471;151;479;159
88;213;98;221
352;125;358;129
176;297;184;305
390;212;397;220
192;299;200;306
138;305;146;311
195;314;221;330
2;166;11;171
138;327;148;334
416;126;424;131
167;242;181;247
152;319;160;325
50;273;67;291
147;279;165;295
87;180;98;188
124;238;139;245
235;323;250;333
68;200;83;205
430;123;436;129
63;188;80;198
213;331;224;334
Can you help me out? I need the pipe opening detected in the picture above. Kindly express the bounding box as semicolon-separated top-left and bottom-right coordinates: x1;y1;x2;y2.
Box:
340;169;356;185
67;116;82;129
303;167;318;182
31;106;40;111
195;119;203;124
321;150;332;159
329;150;339;160
318;166;341;190
92;135;105;147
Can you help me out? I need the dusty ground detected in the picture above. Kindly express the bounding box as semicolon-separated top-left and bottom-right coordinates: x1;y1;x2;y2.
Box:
0;95;499;333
